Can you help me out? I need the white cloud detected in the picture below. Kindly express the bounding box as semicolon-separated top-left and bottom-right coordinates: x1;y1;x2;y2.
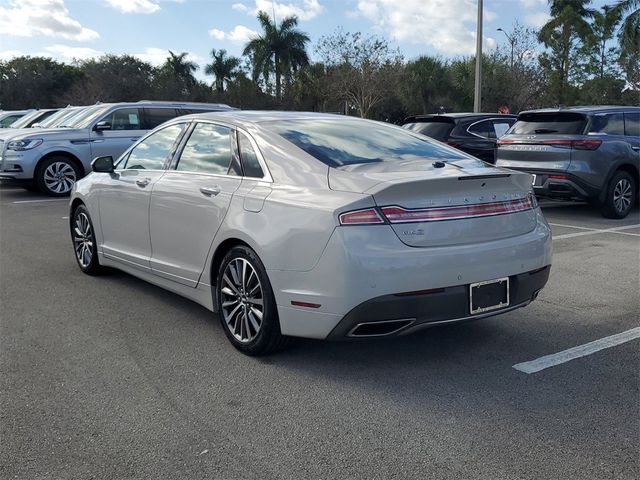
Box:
525;11;551;28
520;0;546;8
106;0;160;14
356;0;497;56
133;47;202;66
0;50;24;60
208;25;259;44
44;44;103;60
235;0;323;21
0;0;99;41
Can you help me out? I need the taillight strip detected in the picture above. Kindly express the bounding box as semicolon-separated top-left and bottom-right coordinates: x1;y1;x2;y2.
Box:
380;195;537;223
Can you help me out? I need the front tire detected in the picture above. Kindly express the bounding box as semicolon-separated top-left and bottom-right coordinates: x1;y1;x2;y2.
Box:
216;246;288;355
36;157;81;197
601;171;636;219
71;205;102;275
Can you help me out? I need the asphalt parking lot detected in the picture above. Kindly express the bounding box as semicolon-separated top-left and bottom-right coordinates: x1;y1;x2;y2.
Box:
1;184;638;480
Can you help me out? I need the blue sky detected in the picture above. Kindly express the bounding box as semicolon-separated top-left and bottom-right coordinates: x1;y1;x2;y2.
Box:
0;0;612;81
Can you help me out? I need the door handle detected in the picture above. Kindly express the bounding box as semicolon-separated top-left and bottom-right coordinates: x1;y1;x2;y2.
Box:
136;178;150;188
632;146;640;151
200;186;221;197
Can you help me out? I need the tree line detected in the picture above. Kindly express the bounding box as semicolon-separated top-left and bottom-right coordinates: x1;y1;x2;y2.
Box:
0;0;637;123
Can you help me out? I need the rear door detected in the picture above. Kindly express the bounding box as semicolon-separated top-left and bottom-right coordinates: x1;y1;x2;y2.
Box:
465;119;498;162
496;111;589;171
624;112;640;157
90;107;146;160
149;121;242;286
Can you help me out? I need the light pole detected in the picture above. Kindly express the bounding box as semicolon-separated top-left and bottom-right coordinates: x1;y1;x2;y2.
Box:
497;28;515;68
473;0;483;113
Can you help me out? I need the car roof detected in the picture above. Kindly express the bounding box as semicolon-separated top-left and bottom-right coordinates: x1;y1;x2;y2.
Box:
175;110;357;125
520;105;640;115
403;113;517;123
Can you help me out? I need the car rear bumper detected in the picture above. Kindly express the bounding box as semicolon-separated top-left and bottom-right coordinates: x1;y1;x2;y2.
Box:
270;210;552;339
325;266;550;339
505;168;599;200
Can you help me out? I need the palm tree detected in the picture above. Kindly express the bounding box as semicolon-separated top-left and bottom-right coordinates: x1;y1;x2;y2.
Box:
165;51;198;86
615;0;639;55
243;11;310;101
205;49;241;94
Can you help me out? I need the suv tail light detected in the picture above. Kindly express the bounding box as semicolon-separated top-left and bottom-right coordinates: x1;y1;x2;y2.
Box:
572;139;602;150
497;139;601;150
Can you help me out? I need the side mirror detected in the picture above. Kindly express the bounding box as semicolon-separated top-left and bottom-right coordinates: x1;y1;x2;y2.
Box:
94;121;111;131
92;155;114;173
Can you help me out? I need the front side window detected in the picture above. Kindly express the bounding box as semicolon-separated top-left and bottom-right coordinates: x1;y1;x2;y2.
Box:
100;108;142;130
590;113;625;135
238;132;264;178
270;119;466;167
176;123;233;175
120;123;185;170
468;120;495;139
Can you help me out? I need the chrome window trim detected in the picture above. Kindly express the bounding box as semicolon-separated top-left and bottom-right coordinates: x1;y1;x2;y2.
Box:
466;117;515;139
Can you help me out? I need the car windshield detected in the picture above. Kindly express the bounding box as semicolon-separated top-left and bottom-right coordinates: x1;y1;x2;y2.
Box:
510;112;588;135
60;105;110;128
9;110;47;129
270;119;467;167
403;120;455;141
32;107;78;128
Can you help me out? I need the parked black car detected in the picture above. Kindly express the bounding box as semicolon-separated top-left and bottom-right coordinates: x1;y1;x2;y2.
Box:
402;113;517;163
496;106;640;219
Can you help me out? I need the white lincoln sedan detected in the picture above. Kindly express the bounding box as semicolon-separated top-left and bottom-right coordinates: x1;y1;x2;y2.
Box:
70;111;552;355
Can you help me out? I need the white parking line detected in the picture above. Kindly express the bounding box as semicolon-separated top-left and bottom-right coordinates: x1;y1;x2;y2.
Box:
551;223;640;240
11;199;68;204
513;327;640;374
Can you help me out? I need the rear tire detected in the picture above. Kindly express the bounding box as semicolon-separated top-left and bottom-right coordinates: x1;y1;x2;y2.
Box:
216;245;289;355
600;171;636;219
70;205;102;275
36;156;81;197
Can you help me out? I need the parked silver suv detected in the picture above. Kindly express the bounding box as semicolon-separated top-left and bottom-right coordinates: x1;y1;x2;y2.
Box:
0;101;234;195
496;106;640;218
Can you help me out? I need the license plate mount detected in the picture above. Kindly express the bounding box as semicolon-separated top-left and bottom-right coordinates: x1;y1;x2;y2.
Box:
469;277;510;315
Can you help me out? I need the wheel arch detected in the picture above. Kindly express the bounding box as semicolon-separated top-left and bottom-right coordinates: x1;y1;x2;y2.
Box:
36;151;86;178
599;163;639;204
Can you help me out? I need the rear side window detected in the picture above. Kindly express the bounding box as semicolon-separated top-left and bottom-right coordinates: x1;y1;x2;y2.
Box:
272;119;466;167
100;108;142;130
624;113;640;136
238;132;264;178
468;120;496;139
144;108;178;129
590;113;625;135
176;123;233;175
493;120;514;138
122;123;186;170
0;115;22;127
404;121;454;141
511;112;588;135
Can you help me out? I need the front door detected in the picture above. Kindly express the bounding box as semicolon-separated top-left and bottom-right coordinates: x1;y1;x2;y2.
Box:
90;107;146;161
98;123;188;269
149;122;242;286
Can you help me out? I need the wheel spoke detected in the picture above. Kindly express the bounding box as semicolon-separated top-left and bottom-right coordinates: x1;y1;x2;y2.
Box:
222;274;240;295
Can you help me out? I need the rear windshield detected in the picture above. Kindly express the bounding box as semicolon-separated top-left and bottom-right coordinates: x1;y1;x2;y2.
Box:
403;120;454;141
510;112;588;135
270;119;466;167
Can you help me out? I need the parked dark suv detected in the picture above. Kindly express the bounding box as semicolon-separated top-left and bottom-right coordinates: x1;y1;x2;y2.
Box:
496;106;639;219
402;113;517;163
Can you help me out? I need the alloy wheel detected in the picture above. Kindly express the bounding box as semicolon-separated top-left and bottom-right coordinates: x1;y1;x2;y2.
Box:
220;257;264;343
613;178;632;214
44;161;76;194
73;212;93;268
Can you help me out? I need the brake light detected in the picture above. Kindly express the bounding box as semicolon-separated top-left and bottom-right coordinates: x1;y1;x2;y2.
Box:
542;140;572;147
338;208;385;225
572;139;602;150
548;174;567;180
496;138;601;150
380;195;536;223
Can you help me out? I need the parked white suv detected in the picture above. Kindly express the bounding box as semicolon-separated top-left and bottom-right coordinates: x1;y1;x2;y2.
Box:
0;101;234;195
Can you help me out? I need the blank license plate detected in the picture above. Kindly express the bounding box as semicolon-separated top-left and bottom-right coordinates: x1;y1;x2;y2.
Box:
470;277;509;315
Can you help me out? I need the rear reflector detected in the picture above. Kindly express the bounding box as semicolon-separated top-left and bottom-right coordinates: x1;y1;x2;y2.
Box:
548;174;568;180
380;194;537;223
339;208;385;225
291;301;321;309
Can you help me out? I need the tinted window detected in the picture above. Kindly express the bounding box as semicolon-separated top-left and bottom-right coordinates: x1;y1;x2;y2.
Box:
122;123;185;170
11;110;55;129
176;123;233;174
100;108;142;130
468;120;496;139
144;108;177;129
0;115;22;127
403;121;454;141
624;112;640;136
271;119;466;167
590;113;625;135
238;132;264;178
511;112;588;135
